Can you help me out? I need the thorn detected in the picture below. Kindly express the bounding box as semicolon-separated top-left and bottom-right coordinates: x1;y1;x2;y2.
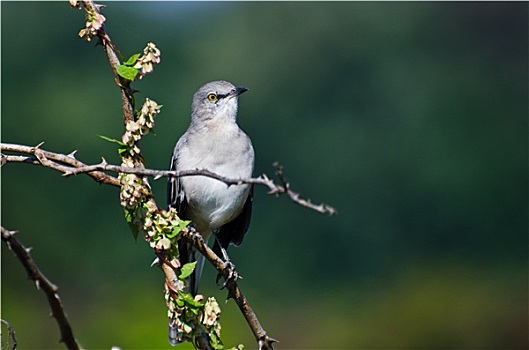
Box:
34;141;45;149
34;279;40;290
100;157;108;165
150;257;160;267
25;246;33;253
267;336;280;344
67;150;78;158
266;336;279;344
258;335;279;350
3;229;18;237
154;174;163;180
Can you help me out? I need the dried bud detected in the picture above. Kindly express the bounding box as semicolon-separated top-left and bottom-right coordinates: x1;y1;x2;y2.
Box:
69;0;81;9
156;237;171;250
203;297;222;327
79;11;106;41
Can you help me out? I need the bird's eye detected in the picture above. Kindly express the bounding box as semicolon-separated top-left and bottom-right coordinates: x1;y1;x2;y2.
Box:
207;93;218;102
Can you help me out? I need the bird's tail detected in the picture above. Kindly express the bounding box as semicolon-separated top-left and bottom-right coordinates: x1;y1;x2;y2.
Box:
168;240;206;346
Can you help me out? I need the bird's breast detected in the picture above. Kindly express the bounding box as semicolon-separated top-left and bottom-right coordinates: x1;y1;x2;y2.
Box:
177;125;254;231
183;176;250;230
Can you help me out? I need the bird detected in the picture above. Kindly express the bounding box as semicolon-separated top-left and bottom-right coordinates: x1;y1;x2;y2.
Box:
167;80;255;345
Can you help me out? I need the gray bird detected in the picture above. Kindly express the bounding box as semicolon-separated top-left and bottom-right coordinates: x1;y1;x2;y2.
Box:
167;80;254;345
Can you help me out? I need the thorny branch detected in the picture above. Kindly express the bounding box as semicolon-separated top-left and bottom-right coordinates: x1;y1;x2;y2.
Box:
1;319;18;350
0;142;337;216
0;142;120;187
183;227;278;349
1;227;82;350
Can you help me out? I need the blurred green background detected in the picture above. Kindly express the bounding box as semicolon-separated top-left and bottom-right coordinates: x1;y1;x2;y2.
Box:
2;2;527;349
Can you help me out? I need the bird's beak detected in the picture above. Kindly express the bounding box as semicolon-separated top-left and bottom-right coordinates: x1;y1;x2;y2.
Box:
232;86;249;97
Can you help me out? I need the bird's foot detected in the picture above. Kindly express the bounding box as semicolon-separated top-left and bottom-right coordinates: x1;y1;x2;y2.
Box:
186;225;201;243
216;259;241;291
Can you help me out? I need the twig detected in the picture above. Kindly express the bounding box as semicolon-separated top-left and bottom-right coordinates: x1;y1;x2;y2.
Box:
0;142;120;187
272;162;337;215
1;227;82;350
1;142;336;215
1;319;18;350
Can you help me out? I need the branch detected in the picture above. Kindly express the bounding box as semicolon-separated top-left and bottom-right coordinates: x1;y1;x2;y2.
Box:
1;227;82;350
0;142;120;187
1;142;336;215
78;0;136;127
1;319;17;350
183;227;278;350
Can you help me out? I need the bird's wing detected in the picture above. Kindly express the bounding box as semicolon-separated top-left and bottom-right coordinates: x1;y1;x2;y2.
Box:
214;184;254;252
168;140;205;295
168;142;187;215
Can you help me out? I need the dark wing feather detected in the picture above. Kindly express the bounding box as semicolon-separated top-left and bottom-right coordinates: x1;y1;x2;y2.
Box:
168;145;202;293
168;147;187;215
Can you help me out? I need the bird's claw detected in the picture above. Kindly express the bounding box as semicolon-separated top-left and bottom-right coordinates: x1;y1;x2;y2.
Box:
216;260;240;290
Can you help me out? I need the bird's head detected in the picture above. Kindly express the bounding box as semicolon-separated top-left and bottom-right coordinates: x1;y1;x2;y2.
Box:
191;80;248;124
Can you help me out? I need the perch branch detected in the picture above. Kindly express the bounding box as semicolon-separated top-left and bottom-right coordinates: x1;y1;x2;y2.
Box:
183;227;277;350
1;142;336;215
1;226;82;350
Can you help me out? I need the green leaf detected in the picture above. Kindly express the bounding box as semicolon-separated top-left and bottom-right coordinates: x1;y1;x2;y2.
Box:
167;225;181;239
98;134;125;146
167;219;190;238
179;261;197;280
208;333;218;348
179;220;191;230
123;53;141;66
177;290;205;308
118;144;128;155
116;65;139;81
209;332;223;349
175;297;185;308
